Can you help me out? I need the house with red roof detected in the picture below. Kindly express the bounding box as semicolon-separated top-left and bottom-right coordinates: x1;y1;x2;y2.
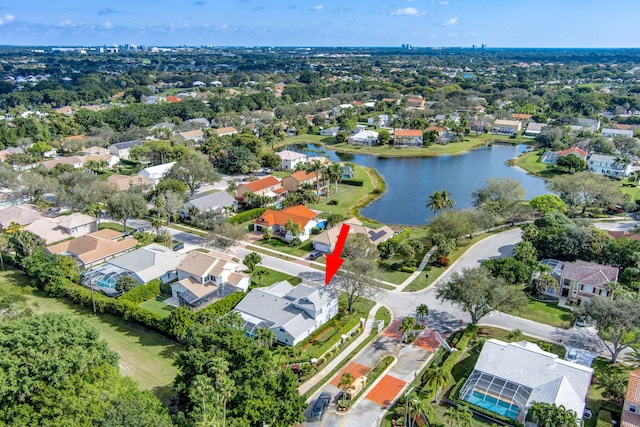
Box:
623;370;640;427
282;170;320;192
538;259;618;304
393;129;423;147
236;176;285;199
253;205;324;242
540;146;588;164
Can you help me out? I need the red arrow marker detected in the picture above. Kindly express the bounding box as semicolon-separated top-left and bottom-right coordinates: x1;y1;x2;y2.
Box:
325;223;350;285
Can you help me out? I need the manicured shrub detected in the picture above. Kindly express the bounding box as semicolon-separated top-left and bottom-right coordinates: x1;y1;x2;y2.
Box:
228;208;266;224
119;279;161;304
340;178;363;186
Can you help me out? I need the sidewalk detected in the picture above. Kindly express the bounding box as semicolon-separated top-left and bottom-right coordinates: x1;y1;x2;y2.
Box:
298;302;383;397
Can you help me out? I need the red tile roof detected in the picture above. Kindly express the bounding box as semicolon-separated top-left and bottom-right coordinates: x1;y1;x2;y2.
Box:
556;147;588;158
166;95;182;103
511;113;532;120
254;205;318;229
288;170;318;182
242;176;281;192
627;370;640;405
394;129;423;137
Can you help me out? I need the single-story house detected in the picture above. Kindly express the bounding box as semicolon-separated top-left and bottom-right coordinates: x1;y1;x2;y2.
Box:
81;243;186;295
109;140;143;160
177;129;205;143
26;213;98;244
523;122;547;138
540;147;588;164
348;130;379;146
393;129;423;147
184;118;210;128
0;204;42;230
622;369;640;427
312;217;394;253
253;204;324;242
460;339;593;423
47;229;138;269
602;128;634;138
320;126;340;136
587;153;633;177
182;191;237;216
282;170;320;193
138;162;176;184
538;259;619;303
236;176;284;199
171;251;249;307
40;156;84;170
576;118;600;132
511;113;532;122
276;150;308;171
406;97;425;109
107;174;154;192
213;126;238;137
234;281;339;345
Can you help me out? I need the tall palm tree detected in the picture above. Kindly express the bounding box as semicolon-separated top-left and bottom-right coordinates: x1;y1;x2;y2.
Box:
305;159;323;195
254;327;277;347
150;214;164;236
426;189;455;216
422;366;451;402
416;304;429;321
327;163;343;195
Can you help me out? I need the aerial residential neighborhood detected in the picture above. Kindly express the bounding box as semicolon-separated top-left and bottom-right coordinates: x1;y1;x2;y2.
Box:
3;3;640;426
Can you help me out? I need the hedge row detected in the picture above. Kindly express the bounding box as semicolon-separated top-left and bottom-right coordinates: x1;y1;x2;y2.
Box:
441;326;477;372
118;279;161;304
228;208;266;224
339;178;363;186
388;228;410;245
198;291;245;318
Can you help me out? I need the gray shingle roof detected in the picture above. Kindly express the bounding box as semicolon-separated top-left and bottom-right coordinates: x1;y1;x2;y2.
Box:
184;192;236;212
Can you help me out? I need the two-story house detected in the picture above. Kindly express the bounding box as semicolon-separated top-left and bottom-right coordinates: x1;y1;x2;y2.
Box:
236;176;284;199
393;129;423;147
276;150;308;171
109;140;143;160
171;251;249;307
234;281;339;345
539;259;619;304
348;130;379;146
588;153;633;177
282;170;320;193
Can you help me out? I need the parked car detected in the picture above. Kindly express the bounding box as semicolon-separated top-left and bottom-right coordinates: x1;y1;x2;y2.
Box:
309;249;323;261
172;242;185;251
311;392;332;420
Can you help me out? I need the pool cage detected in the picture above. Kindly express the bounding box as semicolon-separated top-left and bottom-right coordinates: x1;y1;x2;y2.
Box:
81;264;133;296
459;370;532;421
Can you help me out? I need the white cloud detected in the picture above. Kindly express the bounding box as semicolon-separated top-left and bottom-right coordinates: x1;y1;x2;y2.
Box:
391;7;425;16
58;20;72;28
439;0;449;4
313;4;324;11
102;21;113;29
442;16;458;26
0;14;15;26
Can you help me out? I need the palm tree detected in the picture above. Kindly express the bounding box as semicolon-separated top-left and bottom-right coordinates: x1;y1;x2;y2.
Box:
625;344;640;367
327;163;343;195
284;218;301;244
444;406;473;427
305;159;323;195
5;221;22;235
150;214;164;236
254;268;268;286
400;316;417;343
416;304;429;321
254;327;276;347
338;372;355;406
426;189;455;216
422;366;451;402
507;328;523;342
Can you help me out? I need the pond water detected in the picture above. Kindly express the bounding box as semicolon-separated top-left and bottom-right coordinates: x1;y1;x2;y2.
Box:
288;143;549;226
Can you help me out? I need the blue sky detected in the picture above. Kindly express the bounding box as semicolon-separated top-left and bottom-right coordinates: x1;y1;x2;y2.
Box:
1;0;639;48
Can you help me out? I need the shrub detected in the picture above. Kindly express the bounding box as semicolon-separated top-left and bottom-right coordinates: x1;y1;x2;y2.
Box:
119;279;161;304
327;199;339;205
228;208;266;224
436;256;450;267
197;291;245;319
340;178;363;186
596;409;612;427
400;266;416;273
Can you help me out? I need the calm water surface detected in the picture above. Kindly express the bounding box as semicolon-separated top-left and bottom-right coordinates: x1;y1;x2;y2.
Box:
289;143;548;225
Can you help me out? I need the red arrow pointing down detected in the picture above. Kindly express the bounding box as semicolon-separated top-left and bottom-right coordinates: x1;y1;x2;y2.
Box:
325;223;350;286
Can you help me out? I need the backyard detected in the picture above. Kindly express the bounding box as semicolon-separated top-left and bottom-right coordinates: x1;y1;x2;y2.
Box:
0;268;180;404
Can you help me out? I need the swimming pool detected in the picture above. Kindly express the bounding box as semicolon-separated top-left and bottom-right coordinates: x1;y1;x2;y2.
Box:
465;390;521;420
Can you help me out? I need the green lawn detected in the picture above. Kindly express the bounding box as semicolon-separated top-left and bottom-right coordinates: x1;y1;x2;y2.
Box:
0;269;179;404
584;357;628;427
507;297;574;329
99;222;125;232
254;237;313;257
374;306;392;324
250;266;302;288
139;298;175;318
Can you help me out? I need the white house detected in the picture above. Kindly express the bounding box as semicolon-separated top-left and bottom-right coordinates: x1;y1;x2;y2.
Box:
460;339;593;424
367;114;390;128
109;140;143;160
182;191;238;216
587;153;633;177
348;130;379;146
312;218;394;253
276;150;308;171
137;162;176;184
253;205;324;243
171;251;249;307
602;128;634;138
320;126;340;136
234;281;339;345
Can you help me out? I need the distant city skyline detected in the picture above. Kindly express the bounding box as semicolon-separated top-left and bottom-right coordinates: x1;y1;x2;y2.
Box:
1;0;639;48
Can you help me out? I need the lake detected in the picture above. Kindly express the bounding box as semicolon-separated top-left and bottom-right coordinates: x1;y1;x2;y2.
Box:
288;143;549;226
